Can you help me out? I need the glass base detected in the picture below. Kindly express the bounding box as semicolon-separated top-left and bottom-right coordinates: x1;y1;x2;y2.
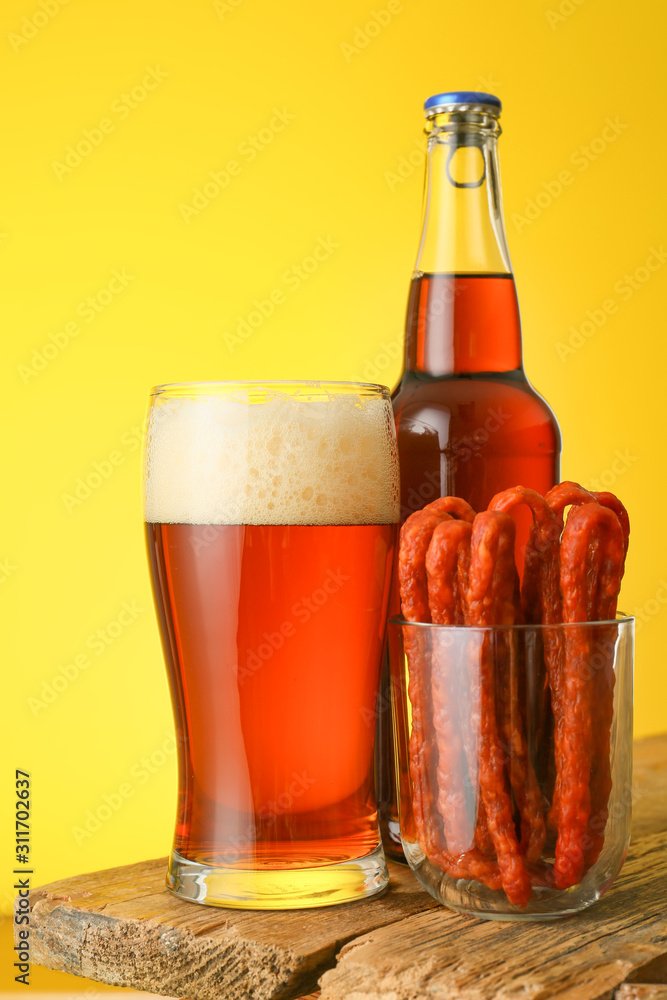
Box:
167;843;389;909
404;841;616;921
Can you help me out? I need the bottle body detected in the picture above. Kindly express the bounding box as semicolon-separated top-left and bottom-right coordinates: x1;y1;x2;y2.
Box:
378;93;561;862
395;272;560;520
380;281;560;862
394;364;560;518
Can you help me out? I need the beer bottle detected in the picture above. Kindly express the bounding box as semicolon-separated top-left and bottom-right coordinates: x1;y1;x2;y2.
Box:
378;91;561;861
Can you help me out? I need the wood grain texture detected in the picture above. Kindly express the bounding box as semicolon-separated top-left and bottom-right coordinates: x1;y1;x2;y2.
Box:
627;954;667;986
631;735;667;838
616;987;667;1000
20;735;667;1000
319;829;667;999
25;858;438;1000
318;733;667;1000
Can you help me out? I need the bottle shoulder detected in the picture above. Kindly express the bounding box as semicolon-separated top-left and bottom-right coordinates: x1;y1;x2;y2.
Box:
392;371;561;446
393;370;553;412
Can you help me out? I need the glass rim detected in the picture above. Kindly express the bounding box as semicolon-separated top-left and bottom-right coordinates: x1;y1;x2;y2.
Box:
389;613;634;633
149;379;392;398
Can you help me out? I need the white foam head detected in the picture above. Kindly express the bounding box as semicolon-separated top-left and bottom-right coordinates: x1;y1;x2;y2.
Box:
143;386;400;525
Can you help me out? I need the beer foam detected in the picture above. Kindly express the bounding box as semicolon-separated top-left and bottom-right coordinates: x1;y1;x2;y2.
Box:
144;390;400;525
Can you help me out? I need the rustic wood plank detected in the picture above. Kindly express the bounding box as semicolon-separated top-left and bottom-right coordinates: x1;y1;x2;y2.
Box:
616;988;667;1000
22;735;667;1000
318;828;667;1000
26;857;438;1000
316;734;667;1000
631;735;667;838
627;954;667;986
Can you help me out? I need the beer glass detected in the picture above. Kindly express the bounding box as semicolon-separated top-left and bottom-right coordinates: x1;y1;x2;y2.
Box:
144;381;399;908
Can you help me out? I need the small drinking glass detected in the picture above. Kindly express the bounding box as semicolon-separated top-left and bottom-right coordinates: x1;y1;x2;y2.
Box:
388;615;634;919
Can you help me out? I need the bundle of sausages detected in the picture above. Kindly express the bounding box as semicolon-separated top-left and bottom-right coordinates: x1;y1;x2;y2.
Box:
397;482;629;907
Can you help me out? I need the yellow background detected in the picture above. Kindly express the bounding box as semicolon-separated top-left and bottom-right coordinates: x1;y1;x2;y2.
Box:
2;0;667;988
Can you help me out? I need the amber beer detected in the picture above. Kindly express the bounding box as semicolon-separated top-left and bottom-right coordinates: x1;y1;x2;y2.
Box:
144;382;399;909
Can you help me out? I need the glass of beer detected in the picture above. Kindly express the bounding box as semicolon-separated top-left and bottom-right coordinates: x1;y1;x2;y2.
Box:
143;381;399;909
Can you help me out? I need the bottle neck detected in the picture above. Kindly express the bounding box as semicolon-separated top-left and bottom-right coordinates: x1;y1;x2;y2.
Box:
416;111;512;275
405;110;523;376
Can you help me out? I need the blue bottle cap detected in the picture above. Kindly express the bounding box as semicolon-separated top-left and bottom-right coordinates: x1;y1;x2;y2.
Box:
424;91;501;115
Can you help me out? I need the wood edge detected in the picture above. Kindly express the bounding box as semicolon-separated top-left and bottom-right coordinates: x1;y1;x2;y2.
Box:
23;893;418;1000
26;901;314;1000
26;857;169;900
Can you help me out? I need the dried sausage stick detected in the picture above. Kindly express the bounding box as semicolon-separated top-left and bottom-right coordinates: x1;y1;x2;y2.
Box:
426;515;495;857
542;482;595;828
423;495;495;853
593;492;630;556
555;503;599;887
400;509;502;886
545;482;628;840
426;520;472;855
545;481;595;525
427;519;471;626
466;511;532;907
398;508;452;857
423;496;477;524
520;523;543;626
487;489;553;857
423;841;503;890
546;481;629;558
585;502;626;867
555;502;623;888
497;554;544;859
497;629;546;862
399;509;450;624
488;487;561;625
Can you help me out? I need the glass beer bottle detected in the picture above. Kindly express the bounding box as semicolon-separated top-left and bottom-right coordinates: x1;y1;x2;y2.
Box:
378;92;562;861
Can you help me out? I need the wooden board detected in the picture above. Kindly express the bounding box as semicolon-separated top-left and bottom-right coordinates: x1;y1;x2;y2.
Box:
616;989;667;1000
21;735;667;1000
320;734;667;1000
25;856;439;1000
319;828;667;1000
